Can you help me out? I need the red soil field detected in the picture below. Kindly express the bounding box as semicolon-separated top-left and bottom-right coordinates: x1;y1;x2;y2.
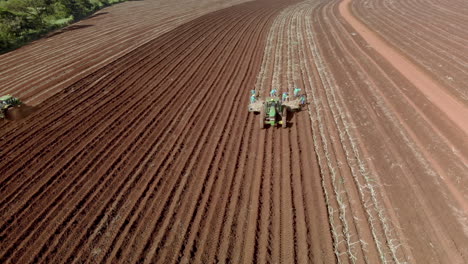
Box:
1;0;467;263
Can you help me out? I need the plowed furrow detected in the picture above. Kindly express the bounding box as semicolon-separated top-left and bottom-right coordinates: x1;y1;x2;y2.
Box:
0;0;250;103
0;9;230;210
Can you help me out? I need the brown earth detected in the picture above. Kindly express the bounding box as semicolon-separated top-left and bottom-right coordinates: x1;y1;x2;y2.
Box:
1;0;467;263
3;104;38;121
0;0;250;104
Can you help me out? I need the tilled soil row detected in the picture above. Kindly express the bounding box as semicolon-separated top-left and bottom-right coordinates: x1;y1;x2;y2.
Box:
351;0;468;102
0;0;250;104
327;0;468;262
0;0;339;263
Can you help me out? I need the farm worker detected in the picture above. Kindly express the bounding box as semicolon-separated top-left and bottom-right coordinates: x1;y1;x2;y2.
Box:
270;89;277;97
250;94;257;103
282;92;289;102
294;87;301;98
251;90;256;96
300;95;306;105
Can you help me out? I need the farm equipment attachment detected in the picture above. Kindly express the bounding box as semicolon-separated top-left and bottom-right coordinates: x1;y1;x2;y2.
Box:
248;89;305;129
0;95;23;120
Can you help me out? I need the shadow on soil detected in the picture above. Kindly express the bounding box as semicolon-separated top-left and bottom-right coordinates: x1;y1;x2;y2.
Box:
4;104;39;121
46;24;93;38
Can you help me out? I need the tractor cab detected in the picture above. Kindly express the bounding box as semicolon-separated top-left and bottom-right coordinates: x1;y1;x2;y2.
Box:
264;98;281;126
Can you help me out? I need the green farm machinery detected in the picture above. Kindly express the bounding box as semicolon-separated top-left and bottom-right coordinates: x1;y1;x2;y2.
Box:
0;95;23;120
248;89;305;129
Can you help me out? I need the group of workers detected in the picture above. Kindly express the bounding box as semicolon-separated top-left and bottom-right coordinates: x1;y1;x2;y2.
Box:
250;87;306;105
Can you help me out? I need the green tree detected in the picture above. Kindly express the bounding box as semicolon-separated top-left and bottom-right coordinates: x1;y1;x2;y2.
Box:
3;0;54;27
56;0;94;19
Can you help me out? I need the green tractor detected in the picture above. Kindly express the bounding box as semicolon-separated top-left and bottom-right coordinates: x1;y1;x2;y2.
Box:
0;95;23;119
249;90;303;129
259;97;287;129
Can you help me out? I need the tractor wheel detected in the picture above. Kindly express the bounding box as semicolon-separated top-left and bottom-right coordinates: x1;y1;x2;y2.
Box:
259;107;265;129
282;107;287;128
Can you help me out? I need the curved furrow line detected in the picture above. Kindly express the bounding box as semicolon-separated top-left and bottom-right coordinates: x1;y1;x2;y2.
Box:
0;0;209;69
2;1;249;72
138;14;268;263
0;23;221;262
348;0;468;119
305;12;370;264
0;11;229;194
323;0;467;261
0;8;243;262
289;115;313;264
337;2;468;193
351;0;468;67
0;27;214;223
296;6;356;264
357;0;468;54
0;0;250;102
117;9;261;263
279;126;296;263
309;3;409;262
423;0;468;20
70;9;256;262
350;0;468;101
387;0;468;37
0;8;225;151
357;8;468;69
187;108;253;264
211;91;265;264
232;129;268;264
401;0;468;35
323;27;463;262
295;105;336;263
82;6;266;262
0;19;165;89
394;0;468;34
331;33;466;262
251;130;271;264
264;2;348;259
34;7;252;262
378;0;468;52
176;10;276;264
11;11;226;104
341;0;468;169
290;8;335;263
10;15;239;262
241;7;288;264
271;130;281;263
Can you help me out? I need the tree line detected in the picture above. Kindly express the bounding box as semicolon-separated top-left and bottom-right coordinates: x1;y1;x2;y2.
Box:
0;0;127;53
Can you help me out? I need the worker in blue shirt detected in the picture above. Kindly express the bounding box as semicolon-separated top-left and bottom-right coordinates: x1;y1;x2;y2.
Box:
250;94;257;103
300;95;306;105
294;87;301;98
270;89;277;97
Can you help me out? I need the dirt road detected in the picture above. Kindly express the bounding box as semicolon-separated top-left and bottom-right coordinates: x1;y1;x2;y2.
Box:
1;0;467;263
